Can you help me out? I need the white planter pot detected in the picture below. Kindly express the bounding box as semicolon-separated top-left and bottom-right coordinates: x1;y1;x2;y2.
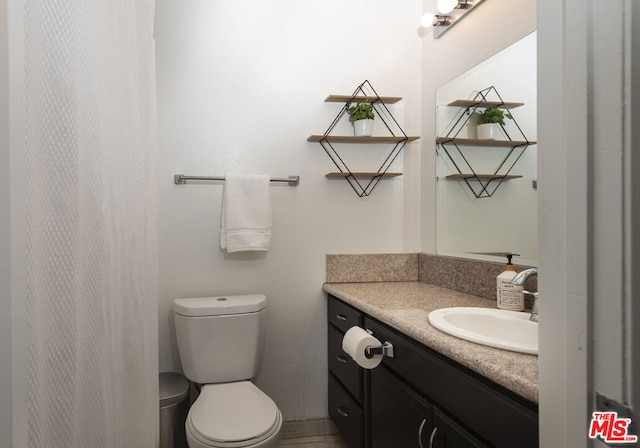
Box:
476;123;500;140
353;119;374;137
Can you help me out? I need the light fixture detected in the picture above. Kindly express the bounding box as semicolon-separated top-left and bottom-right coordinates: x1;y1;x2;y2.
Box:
420;12;435;28
420;13;451;28
432;15;451;27
421;0;484;39
437;0;458;14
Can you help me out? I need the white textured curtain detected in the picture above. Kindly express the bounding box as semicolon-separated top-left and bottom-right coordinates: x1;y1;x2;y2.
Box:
24;0;158;447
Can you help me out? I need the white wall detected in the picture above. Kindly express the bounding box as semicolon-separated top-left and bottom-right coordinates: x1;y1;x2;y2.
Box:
420;0;537;254
154;0;422;420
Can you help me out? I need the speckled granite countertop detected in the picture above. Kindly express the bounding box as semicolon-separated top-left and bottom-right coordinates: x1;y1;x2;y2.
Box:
323;281;539;404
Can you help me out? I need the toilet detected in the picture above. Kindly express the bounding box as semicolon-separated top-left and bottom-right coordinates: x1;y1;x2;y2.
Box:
173;294;282;448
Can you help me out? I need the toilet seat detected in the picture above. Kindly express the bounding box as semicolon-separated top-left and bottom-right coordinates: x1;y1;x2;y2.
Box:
187;381;282;448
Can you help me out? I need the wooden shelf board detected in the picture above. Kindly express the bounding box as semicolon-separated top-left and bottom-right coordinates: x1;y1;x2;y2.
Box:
446;100;525;109
326;172;402;179
309;135;420;143
325;95;402;104
445;174;523;180
436;137;536;147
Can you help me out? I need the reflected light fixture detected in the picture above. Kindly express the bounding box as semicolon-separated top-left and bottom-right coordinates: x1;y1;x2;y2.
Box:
421;0;484;39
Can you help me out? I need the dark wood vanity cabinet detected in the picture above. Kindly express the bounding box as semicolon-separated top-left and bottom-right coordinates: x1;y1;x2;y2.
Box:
327;295;539;448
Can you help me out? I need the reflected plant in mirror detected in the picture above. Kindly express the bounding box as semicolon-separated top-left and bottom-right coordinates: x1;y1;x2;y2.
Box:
435;32;538;266
477;106;512;126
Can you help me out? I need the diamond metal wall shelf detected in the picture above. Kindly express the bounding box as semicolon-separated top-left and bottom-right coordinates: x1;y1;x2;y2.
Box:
308;80;420;198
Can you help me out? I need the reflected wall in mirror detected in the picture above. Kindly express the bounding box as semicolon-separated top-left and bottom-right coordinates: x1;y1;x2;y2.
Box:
436;32;537;266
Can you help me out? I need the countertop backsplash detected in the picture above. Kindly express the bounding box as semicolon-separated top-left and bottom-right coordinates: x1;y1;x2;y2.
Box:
326;253;419;283
326;253;537;304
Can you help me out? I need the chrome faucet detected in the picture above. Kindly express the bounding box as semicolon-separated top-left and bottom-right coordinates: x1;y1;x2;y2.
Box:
511;268;538;322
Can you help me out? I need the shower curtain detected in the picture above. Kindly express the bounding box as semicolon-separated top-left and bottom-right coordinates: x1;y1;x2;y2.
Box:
24;0;158;446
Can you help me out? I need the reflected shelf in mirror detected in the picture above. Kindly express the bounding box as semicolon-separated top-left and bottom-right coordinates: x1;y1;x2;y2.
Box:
444;174;522;180
436;137;536;147
447;99;524;109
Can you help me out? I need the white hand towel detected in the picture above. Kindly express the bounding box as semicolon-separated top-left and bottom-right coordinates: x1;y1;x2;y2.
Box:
220;174;271;253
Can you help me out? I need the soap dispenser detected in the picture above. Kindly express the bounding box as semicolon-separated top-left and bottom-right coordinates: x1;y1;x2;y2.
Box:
496;253;524;311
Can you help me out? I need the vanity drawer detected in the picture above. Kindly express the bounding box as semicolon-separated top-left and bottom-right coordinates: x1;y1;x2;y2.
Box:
328;324;362;403
328;296;362;333
365;317;538;448
328;374;364;448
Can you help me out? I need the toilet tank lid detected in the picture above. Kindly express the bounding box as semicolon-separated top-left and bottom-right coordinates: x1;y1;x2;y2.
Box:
173;294;266;317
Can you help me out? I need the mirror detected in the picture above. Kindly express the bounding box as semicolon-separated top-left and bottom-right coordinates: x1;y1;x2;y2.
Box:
436;32;537;266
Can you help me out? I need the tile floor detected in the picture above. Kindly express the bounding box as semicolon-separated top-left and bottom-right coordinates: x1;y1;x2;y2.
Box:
278;434;349;448
277;419;348;448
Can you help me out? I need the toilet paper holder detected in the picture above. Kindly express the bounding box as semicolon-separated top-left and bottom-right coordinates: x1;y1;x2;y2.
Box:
364;341;394;359
364;329;395;359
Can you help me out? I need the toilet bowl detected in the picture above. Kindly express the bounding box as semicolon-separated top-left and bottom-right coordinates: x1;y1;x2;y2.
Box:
185;381;282;448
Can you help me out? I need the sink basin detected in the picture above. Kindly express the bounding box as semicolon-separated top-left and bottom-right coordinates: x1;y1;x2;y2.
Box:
428;307;538;355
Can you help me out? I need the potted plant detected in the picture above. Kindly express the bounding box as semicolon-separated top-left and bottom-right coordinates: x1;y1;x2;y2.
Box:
476;106;512;140
347;102;375;137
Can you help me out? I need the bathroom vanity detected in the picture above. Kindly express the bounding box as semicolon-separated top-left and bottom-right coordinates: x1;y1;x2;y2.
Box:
325;282;538;448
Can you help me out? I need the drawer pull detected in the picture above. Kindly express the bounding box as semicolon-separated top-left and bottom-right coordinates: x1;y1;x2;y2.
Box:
418;419;427;448
337;406;349;418
336;314;347;321
336;355;348;364
428;427;438;448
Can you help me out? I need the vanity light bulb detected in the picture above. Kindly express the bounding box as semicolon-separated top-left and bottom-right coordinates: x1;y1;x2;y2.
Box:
421;12;435;28
437;0;458;14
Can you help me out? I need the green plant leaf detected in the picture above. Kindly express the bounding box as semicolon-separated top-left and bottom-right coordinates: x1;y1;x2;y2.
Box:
347;102;375;122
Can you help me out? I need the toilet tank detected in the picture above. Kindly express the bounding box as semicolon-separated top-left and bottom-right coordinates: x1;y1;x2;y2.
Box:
173;294;266;384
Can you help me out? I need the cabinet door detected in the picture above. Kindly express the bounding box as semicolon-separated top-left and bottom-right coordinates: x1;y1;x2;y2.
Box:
329;374;364;448
432;408;487;448
370;365;432;448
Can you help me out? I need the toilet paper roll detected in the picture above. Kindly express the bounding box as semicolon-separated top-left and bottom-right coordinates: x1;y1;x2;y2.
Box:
341;326;383;369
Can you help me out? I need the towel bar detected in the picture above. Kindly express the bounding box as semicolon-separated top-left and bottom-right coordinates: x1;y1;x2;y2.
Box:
174;174;300;186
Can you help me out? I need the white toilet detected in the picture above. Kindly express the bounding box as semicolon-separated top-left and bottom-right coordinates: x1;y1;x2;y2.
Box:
173;294;282;448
